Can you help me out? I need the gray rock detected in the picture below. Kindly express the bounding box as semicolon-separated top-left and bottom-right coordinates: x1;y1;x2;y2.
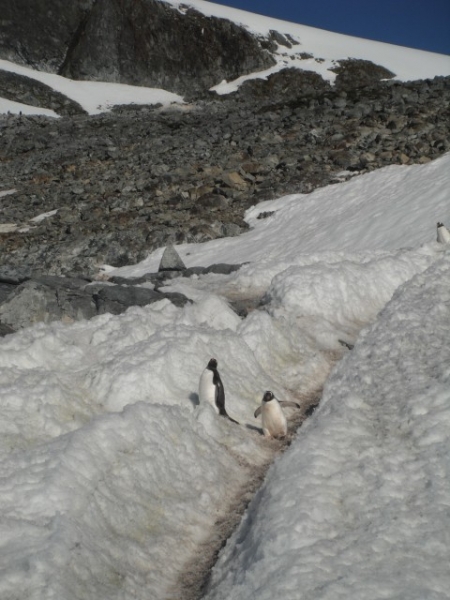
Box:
93;285;190;314
0;273;192;330
0;266;34;284
158;244;186;272
203;264;244;275
0;322;15;337
0;282;16;304
0;70;86;117
0;277;97;330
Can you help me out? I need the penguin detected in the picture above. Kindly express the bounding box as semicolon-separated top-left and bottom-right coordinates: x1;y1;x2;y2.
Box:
254;391;300;439
198;358;239;424
437;222;450;244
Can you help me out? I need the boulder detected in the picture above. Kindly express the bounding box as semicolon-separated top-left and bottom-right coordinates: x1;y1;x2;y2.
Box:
0;276;97;329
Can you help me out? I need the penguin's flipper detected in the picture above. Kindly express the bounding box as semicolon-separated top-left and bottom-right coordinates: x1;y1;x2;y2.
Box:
254;406;262;419
279;401;301;410
214;377;226;414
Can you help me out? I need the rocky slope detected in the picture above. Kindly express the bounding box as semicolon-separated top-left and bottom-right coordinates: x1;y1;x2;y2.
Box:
1;69;449;279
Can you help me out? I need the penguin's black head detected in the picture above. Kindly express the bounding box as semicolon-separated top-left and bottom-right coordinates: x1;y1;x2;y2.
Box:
263;391;274;403
207;358;218;370
437;222;444;228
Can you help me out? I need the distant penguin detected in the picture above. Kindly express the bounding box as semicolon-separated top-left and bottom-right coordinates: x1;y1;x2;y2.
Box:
437;222;450;244
199;358;239;424
254;391;300;439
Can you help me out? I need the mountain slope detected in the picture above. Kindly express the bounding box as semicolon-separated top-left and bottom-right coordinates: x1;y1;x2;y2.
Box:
1;0;449;98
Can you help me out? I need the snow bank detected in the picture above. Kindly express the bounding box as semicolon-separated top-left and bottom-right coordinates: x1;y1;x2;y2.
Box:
205;253;450;600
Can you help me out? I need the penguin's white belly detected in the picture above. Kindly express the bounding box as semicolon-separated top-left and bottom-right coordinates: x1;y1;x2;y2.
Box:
199;370;217;411
437;227;450;244
262;402;287;438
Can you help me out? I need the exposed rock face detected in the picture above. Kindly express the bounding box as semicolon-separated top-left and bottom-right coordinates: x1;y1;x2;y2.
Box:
0;273;191;332
0;0;93;71
0;0;275;94
0;260;247;332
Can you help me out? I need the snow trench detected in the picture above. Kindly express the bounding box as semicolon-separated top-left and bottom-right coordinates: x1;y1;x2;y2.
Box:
0;240;447;600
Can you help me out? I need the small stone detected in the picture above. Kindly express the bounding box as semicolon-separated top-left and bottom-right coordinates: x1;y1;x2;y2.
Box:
399;153;410;164
221;171;248;189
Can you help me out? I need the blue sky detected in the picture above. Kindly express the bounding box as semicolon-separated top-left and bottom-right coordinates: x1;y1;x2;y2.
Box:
211;0;450;55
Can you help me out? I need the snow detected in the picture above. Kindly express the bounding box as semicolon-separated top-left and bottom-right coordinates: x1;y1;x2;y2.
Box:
0;189;16;198
1;0;450;116
29;209;58;223
204;254;450;600
1;145;450;598
0;96;59;117
0;58;184;117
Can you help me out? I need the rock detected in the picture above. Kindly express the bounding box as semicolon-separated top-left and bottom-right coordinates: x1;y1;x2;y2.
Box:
0;322;15;337
158;244;186;272
269;30;292;48
399;153;410;164
0;273;191;330
0;277;97;330
93;285;190;315
203;263;244;275
0;282;15;304
0;266;34;285
196;193;229;210
0;0;275;96
221;172;248;190
332;59;395;89
0;70;86;117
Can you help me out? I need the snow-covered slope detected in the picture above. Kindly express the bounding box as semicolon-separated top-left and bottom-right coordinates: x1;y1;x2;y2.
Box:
1;151;449;599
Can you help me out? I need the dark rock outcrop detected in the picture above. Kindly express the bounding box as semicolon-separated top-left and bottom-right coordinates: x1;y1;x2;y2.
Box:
0;273;191;332
93;284;190;314
0;259;246;332
0;276;97;329
0;0;275;95
0;256;249;332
